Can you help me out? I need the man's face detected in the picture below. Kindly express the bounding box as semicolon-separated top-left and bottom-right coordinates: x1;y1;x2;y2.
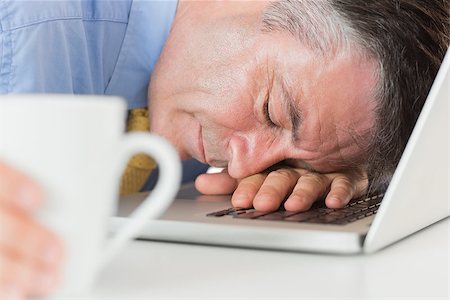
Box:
149;1;377;179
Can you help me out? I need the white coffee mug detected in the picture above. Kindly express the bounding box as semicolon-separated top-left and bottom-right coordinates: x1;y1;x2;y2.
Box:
0;94;181;296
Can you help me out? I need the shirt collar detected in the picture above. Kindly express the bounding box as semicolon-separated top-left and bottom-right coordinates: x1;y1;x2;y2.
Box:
105;0;178;109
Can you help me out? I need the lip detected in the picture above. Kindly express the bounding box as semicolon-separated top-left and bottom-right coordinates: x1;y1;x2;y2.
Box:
196;124;207;163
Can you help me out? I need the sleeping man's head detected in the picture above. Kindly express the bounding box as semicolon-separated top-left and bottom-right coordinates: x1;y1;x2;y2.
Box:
149;0;449;187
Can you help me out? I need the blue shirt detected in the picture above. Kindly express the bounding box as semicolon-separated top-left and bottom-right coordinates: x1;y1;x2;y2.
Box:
0;0;210;185
0;0;177;108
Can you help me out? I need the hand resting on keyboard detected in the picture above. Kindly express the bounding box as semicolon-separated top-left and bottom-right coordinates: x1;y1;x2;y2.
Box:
195;165;369;212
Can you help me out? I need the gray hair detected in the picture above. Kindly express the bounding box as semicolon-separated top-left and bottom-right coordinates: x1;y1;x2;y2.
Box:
262;0;450;191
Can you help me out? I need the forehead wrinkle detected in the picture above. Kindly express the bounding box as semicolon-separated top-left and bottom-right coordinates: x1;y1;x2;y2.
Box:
296;98;350;172
314;112;372;171
314;94;360;170
330;121;351;169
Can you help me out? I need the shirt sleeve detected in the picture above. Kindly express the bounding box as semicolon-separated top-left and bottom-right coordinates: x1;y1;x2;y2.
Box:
0;1;129;96
0;0;177;109
104;0;177;109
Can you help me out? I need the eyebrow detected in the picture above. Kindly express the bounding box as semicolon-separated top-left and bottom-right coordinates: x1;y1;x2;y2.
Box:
281;80;302;143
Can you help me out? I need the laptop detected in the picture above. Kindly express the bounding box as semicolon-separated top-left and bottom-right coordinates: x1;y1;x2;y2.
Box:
111;49;449;254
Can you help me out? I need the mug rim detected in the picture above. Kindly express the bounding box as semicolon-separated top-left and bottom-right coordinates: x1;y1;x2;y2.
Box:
0;94;127;110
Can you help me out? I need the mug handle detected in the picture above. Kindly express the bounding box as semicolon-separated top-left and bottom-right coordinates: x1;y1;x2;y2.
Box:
100;132;181;267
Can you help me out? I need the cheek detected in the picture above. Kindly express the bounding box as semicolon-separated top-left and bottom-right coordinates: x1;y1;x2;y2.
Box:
200;99;257;134
148;94;169;135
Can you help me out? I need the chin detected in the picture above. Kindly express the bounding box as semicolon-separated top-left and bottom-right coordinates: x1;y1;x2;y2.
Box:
178;151;191;161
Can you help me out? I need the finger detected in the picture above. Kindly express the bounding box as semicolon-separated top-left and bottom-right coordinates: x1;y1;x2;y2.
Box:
231;173;267;209
0;253;28;300
195;172;238;195
354;176;369;198
0;161;43;211
252;169;300;212
284;173;331;211
0;206;63;269
0;252;59;297
324;174;359;208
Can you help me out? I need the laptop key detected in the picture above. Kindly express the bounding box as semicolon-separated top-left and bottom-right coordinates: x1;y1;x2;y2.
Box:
284;211;324;222
234;210;271;219
367;197;383;207
206;193;385;225
350;203;370;210
356;213;367;220
365;211;375;217
332;206;379;224
257;211;300;221
206;207;246;217
230;210;247;216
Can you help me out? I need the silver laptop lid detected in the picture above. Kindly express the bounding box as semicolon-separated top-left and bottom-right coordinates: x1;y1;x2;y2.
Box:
364;48;450;253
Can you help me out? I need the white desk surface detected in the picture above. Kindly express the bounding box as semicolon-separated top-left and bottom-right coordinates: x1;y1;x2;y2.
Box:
82;218;448;300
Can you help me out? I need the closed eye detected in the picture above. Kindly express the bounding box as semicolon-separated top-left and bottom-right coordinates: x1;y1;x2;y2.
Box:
264;92;277;127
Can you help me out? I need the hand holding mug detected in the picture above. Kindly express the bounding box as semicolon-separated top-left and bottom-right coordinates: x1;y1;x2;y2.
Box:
0;161;63;299
0;95;182;299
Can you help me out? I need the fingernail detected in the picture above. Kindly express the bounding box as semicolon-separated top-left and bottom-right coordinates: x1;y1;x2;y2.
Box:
288;195;303;203
328;197;342;207
233;193;248;205
255;194;271;202
285;196;305;211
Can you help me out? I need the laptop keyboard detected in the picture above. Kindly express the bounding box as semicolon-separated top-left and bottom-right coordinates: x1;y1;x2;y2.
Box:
206;193;384;225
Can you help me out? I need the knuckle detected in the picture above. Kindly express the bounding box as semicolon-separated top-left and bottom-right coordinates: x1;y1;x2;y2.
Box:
238;174;266;189
334;177;357;194
271;169;296;181
304;173;325;184
258;186;282;199
336;175;354;186
336;184;353;194
302;173;327;187
238;180;261;193
328;188;354;203
231;192;251;205
292;187;315;201
356;177;369;192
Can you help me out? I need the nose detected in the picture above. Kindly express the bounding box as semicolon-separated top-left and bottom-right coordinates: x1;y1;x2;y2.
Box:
227;134;284;179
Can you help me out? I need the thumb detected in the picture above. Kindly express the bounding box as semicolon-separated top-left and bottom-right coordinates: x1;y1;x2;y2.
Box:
195;170;238;195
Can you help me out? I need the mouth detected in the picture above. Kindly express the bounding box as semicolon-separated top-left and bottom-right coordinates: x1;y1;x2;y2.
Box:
196;124;207;163
194;124;228;168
